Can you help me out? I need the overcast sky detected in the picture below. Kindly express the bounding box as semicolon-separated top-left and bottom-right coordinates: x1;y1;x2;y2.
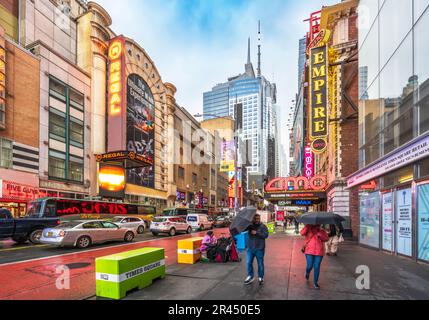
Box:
96;0;338;161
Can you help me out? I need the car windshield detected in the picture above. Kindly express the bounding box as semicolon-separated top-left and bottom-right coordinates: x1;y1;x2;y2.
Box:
153;217;167;223
162;209;176;216
25;202;43;218
111;217;124;223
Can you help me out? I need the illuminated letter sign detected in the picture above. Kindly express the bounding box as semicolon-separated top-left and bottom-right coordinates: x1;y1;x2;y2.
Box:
309;31;329;154
265;176;327;193
304;147;314;179
107;37;126;152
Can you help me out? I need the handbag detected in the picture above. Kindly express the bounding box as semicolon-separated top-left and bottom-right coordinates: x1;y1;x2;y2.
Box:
301;233;316;254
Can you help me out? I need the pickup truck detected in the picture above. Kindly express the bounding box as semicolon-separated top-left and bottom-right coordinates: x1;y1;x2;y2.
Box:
0;209;60;244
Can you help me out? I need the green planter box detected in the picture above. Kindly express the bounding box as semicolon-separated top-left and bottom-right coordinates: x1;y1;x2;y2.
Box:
267;223;275;234
96;247;166;300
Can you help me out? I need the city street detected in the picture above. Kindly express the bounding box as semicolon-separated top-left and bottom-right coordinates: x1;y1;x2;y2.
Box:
2;227;429;300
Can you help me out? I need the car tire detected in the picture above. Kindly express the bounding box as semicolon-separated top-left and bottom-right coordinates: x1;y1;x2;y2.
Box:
152;232;159;236
169;228;176;237
186;227;192;234
29;230;43;244
124;231;134;242
12;237;28;244
76;236;92;249
137;225;145;234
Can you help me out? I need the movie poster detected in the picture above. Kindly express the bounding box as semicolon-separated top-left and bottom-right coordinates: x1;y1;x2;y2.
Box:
126;74;155;188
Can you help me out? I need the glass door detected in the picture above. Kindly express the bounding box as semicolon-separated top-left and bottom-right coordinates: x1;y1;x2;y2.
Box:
395;187;413;257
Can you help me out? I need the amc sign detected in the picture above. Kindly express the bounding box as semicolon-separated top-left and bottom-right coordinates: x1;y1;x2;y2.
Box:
265;176;327;193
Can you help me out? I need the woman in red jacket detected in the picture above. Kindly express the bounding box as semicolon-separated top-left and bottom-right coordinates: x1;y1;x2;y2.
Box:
300;224;329;289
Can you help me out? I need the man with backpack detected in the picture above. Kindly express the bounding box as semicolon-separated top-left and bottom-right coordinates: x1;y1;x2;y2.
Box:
244;214;269;286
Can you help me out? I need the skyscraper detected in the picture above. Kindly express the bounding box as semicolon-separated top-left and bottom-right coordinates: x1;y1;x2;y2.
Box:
298;37;307;92
203;36;277;191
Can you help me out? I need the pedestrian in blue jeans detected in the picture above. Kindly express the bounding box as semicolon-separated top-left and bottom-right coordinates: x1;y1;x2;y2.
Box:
244;214;269;286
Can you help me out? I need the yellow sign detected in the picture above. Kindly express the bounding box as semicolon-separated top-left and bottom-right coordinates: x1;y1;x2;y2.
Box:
309;44;328;154
220;161;235;173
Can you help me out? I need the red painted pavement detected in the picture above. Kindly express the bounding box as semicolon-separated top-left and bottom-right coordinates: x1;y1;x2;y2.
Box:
0;229;230;300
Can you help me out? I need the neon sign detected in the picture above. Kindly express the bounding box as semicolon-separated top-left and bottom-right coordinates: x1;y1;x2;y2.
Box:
265;176;327;193
107;37;126;152
304;147;314;179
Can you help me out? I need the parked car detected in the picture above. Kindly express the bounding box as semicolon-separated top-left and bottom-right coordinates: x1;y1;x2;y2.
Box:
40;220;135;249
0;209;60;244
150;216;192;236
186;214;213;231
213;216;231;228
110;216;146;234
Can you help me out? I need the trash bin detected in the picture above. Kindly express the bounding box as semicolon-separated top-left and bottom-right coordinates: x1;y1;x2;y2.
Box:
234;231;249;251
95;247;165;300
177;237;204;264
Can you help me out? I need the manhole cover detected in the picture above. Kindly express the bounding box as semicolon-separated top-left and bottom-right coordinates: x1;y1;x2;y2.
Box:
65;263;91;269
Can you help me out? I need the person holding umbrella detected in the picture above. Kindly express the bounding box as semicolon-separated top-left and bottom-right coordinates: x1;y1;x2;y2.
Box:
298;212;344;290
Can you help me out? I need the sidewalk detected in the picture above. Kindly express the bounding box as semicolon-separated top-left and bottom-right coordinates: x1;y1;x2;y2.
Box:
124;231;429;300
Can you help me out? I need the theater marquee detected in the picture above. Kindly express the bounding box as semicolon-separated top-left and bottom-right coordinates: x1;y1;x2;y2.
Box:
309;33;329;154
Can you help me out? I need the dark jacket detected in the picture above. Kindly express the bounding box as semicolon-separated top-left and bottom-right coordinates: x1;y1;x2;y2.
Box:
246;223;269;250
329;223;344;238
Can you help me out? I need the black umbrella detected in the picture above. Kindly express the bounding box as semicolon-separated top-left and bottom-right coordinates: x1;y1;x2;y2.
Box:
229;207;257;237
298;212;345;226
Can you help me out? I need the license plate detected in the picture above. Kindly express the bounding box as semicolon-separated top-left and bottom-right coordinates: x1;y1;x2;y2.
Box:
47;232;53;237
154;223;158;227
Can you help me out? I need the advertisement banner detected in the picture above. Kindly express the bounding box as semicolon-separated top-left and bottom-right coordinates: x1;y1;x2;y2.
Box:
126;73;155;188
382;193;394;252
304;147;314;179
396;188;412;257
418;184;429;261
359;192;380;249
98;164;126;199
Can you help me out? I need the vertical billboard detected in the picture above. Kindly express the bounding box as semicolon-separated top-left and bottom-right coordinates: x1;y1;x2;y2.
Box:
382;192;394;252
309;44;328;154
107;37;127;152
304;146;314;179
126;74;155;188
418;184;429;261
98;163;126;199
396;188;412;257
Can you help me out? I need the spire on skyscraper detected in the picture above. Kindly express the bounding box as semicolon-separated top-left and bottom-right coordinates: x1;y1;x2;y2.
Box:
247;37;251;64
244;37;255;78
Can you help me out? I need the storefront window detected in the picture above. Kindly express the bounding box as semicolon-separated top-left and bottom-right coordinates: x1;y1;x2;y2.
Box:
383;165;414;188
417;183;429;261
359;191;380;248
0;137;12;168
418;157;429;178
382;192;394;251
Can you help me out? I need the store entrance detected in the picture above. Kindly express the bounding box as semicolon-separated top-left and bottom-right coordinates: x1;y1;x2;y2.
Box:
0;202;27;218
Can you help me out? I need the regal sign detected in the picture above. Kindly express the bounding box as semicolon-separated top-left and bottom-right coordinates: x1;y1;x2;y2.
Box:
107;37;126;152
304;147;314;179
309;30;330;154
265;176;327;193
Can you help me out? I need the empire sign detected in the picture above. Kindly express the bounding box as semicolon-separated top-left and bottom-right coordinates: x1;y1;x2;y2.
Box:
309;39;329;153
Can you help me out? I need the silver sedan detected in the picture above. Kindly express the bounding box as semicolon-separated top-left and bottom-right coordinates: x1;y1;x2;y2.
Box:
40;220;136;249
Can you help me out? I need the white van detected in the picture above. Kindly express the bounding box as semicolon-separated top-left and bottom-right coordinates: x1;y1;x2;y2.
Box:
186;214;213;231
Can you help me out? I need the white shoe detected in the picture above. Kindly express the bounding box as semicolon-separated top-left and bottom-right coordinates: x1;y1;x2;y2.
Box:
244;276;254;285
259;277;264;285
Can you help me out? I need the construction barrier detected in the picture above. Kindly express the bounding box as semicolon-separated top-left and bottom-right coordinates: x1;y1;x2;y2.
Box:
177;237;204;264
234;231;248;251
95;247;165;300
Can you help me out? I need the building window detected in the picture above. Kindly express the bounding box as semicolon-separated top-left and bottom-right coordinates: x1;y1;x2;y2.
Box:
178;166;185;179
70;118;84;147
48;77;85;184
192;173;197;185
0;138;12;168
48;151;66;180
49;110;66;142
